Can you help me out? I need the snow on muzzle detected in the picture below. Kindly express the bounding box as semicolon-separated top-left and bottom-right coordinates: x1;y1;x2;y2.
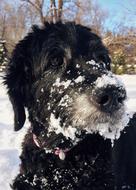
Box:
91;72;127;113
72;71;129;141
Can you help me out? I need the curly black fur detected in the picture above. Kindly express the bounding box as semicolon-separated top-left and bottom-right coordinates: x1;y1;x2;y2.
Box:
4;22;136;190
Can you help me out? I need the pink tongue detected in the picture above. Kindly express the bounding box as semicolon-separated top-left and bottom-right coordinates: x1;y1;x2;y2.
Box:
55;149;66;160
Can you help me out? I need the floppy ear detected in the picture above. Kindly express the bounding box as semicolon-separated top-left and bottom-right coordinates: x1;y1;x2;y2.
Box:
4;36;32;131
8;91;26;131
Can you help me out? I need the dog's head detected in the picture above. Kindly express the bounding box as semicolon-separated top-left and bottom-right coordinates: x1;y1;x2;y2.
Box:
5;22;127;145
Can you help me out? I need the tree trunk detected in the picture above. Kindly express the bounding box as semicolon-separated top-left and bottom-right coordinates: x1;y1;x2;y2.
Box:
50;0;57;22
58;0;63;21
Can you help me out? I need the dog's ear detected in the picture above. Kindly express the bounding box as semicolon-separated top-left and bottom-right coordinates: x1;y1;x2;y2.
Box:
8;92;26;131
4;36;32;131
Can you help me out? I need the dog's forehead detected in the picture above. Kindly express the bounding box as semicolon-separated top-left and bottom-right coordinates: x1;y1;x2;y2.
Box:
67;59;109;81
74;59;107;70
30;23;111;79
40;23;107;57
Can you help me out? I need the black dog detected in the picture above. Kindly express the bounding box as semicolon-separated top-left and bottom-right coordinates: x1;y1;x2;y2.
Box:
4;22;136;190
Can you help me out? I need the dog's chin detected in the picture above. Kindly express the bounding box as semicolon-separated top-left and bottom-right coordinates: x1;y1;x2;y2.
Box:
72;94;129;140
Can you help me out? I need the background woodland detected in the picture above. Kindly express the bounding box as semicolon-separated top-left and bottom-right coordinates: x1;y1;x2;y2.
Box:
0;0;136;74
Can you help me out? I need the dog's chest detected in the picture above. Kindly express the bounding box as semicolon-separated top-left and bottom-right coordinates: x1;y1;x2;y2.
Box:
21;135;114;189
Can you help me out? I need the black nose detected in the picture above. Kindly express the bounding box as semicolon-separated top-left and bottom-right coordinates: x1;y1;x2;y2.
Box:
92;85;126;112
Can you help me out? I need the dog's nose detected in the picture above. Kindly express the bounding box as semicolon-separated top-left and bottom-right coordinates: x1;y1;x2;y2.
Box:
92;85;126;112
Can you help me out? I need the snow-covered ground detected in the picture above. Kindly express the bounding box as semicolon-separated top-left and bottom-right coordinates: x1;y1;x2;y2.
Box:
0;73;29;190
0;73;136;190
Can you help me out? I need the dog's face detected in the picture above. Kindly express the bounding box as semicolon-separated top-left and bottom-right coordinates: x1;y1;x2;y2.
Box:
5;22;127;145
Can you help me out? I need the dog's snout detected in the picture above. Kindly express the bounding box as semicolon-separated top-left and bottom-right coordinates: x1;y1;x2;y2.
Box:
92;85;126;112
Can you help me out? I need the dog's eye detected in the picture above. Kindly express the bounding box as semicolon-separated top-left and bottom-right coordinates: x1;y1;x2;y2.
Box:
48;48;65;69
50;56;64;69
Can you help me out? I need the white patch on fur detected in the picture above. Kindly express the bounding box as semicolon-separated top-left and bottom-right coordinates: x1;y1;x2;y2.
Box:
53;78;71;89
74;76;85;83
86;60;107;69
58;94;72;107
41;88;44;93
51;78;72;94
49;113;77;141
76;64;80;68
86;60;99;66
95;72;125;89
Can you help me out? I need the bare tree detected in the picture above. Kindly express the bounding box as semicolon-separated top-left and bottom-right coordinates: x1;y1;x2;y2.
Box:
0;15;6;39
21;0;64;24
0;1;29;52
21;0;45;24
50;0;57;22
58;0;63;21
62;0;108;35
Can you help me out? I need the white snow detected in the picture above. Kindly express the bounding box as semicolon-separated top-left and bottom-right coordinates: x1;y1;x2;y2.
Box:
86;111;130;142
0;73;136;189
0;73;29;190
49;113;77;141
53;78;71;89
95;72;125;89
86;60;98;66
74;76;85;83
86;60;107;69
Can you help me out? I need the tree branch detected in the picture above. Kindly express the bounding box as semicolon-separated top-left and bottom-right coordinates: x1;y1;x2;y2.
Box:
21;0;45;24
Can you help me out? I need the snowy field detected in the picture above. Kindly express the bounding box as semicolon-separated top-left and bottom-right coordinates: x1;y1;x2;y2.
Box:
0;73;136;190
